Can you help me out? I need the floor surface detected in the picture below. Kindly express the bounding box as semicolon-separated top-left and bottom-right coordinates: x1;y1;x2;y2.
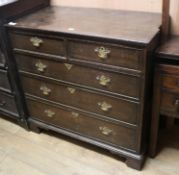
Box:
0;117;179;175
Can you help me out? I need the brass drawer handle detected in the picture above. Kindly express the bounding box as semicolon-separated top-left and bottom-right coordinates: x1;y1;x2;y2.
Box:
30;37;43;47
35;61;47;72
96;75;111;86
0;101;6;107
44;109;55;118
71;112;79;118
98;101;112;112
67;87;76;94
95;47;111;59
40;85;51;96
64;63;73;71
99;126;113;136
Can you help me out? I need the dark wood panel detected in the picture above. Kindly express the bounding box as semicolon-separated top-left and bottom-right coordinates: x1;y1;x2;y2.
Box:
0;91;18;116
0;47;6;67
159;64;179;93
161;91;179;118
162;74;179;92
15;54;141;99
10;32;66;58
0;0;50;126
161;0;170;43
69;40;144;71
27;97;137;151
157;36;179;60
158;64;179;75
0;69;11;91
21;75;139;125
0;0;49;21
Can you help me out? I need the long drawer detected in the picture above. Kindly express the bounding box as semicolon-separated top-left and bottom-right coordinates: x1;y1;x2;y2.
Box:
0;69;11;91
68;40;144;71
27;97;137;151
0;91;18;116
15;53;141;99
10;32;66;58
21;75;139;125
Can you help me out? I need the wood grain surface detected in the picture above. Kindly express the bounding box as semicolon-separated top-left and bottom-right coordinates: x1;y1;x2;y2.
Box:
0;117;179;175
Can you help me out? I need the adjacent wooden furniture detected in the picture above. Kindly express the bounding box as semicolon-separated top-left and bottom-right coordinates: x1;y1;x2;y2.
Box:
0;0;49;125
149;0;172;158
150;36;179;157
6;6;161;169
161;0;170;43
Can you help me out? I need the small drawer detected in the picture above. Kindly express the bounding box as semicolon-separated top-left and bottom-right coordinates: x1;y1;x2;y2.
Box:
159;64;179;75
69;40;144;71
0;91;18;116
162;74;179;92
27;98;137;151
15;54;141;99
21;75;139;125
9;32;66;58
0;69;11;91
159;64;179;92
161;91;179;118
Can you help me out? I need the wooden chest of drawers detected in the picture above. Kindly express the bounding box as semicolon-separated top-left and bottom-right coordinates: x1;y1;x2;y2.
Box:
6;6;161;170
0;0;49;122
0;34;19;119
150;37;179;157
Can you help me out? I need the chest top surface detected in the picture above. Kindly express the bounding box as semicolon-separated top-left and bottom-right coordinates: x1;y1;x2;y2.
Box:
7;6;161;46
157;36;179;60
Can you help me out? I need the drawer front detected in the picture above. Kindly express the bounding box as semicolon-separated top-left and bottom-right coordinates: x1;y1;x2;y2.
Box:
21;75;139;125
15;54;141;99
10;33;66;58
161;91;179;117
27;98;137;151
0;91;18;116
0;70;11;91
162;74;179;92
69;40;144;70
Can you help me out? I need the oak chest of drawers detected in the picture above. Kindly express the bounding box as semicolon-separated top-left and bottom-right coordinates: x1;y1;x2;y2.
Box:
6;6;161;170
